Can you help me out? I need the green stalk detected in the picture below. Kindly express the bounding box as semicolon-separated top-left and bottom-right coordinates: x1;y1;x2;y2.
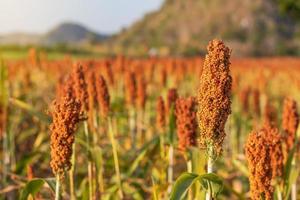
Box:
55;174;61;200
69;143;76;200
108;118;123;199
129;108;136;149
159;133;165;159
187;159;193;200
1;63;9;187
167;145;174;194
2;127;9;186
277;188;283;200
291;158;296;200
98;148;104;196
84;121;93;200
137;110;144;147
206;148;213;200
96;114;104;198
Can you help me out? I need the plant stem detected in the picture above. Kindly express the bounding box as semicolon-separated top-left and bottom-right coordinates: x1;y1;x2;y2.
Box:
277;190;283;200
98;148;104;196
291;158;297;200
55;174;60;200
84;121;93;200
137;110;144;147
96;116;104;199
206;155;213;200
108;118;123;199
187;160;192;173
187;159;193;200
291;184;296;200
167;145;174;194
159;134;165;159
129;108;136;149
69;143;76;200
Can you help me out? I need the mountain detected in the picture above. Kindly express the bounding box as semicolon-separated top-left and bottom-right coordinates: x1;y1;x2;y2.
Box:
0;22;108;46
111;0;300;56
41;22;108;45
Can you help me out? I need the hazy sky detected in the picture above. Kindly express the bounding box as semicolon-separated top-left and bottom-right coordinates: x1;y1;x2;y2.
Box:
0;0;163;34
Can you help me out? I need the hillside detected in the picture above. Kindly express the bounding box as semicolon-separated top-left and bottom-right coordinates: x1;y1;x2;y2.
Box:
0;22;108;46
111;0;300;56
41;22;107;45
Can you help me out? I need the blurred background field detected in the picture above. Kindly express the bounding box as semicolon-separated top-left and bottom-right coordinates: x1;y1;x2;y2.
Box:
0;0;300;58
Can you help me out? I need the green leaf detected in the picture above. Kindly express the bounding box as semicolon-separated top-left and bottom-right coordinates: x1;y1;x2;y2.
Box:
91;146;103;172
126;136;159;176
44;178;56;192
283;142;299;199
284;143;297;182
151;176;159;200
170;172;199;200
198;173;223;197
9;98;50;122
15;153;40;174
20;178;55;200
170;172;224;200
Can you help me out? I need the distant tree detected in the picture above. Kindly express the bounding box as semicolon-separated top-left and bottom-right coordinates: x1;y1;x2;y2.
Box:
277;0;300;21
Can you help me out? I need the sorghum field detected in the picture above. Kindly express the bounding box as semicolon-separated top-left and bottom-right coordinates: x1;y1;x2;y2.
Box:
1;40;300;200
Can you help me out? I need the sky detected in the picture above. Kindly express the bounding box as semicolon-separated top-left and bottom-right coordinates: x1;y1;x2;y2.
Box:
0;0;163;34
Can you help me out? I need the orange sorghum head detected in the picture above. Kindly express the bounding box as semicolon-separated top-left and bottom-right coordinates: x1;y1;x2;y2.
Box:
86;71;97;111
175;97;197;151
245;126;283;200
124;71;137;107
252;89;260;117
86;71;97;129
49;83;83;177
282;97;299;151
167;88;178;115
103;60;114;86
156;96;166;131
239;86;251;114
72;64;89;113
197;39;232;157
136;74;147;110
263;101;277;128
96;75;110;118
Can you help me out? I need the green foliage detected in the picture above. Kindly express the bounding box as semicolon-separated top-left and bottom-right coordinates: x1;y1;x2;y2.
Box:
170;172;223;200
20;178;55;200
277;0;300;20
283;143;300;199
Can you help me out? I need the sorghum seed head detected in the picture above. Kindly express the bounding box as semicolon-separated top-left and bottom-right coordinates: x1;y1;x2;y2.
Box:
245;126;283;200
136;74;147;110
282;97;299;151
96;75;110;118
197;39;232;157
239;86;251;114
252;89;260;117
167;88;178;115
86;71;97;129
72;64;89;113
156;96;166;131
49;83;83;177
175;97;197;151
124;71;137;107
263;101;277;128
